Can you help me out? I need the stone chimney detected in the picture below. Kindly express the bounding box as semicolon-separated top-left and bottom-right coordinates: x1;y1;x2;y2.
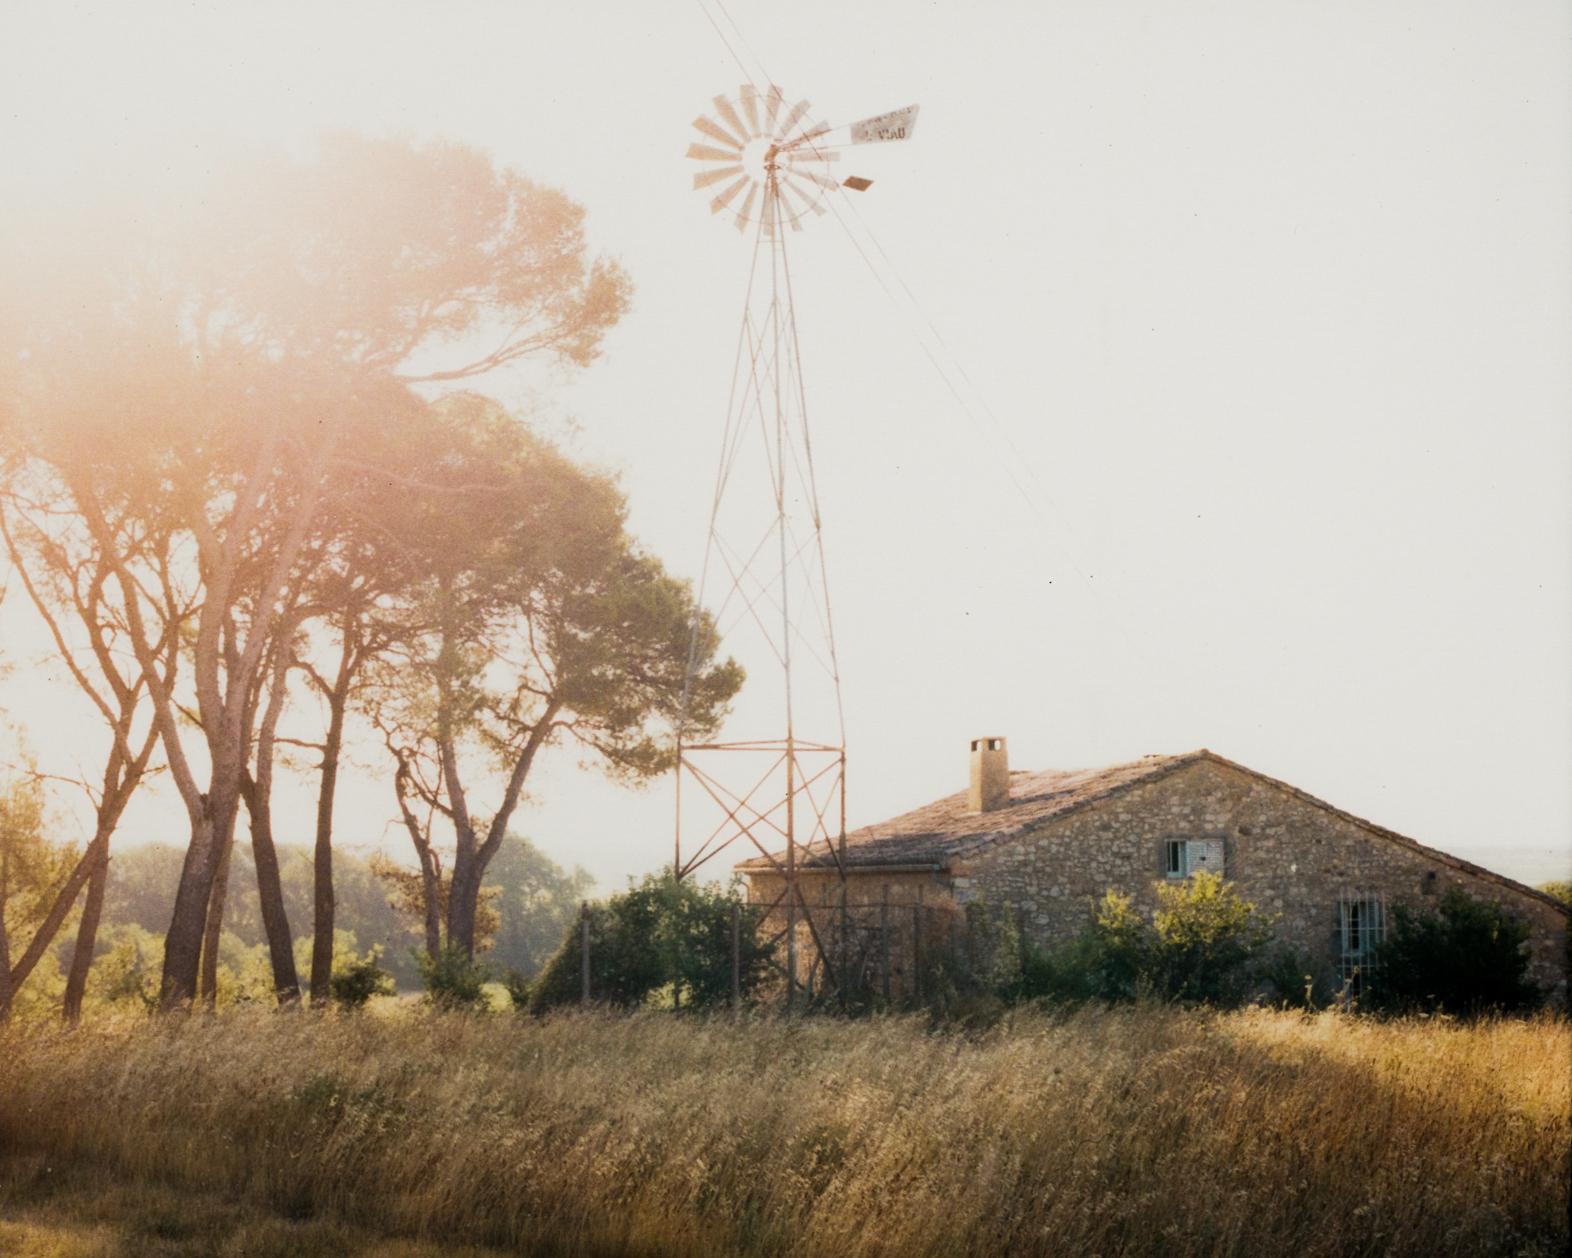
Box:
968;737;1009;812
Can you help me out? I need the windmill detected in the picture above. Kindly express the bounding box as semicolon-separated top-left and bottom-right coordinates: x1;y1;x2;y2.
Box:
674;85;919;1007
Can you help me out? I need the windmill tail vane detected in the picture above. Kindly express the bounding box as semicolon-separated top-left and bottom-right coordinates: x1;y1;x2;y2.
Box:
685;85;919;233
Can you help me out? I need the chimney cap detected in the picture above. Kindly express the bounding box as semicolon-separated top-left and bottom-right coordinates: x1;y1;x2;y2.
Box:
970;736;1007;752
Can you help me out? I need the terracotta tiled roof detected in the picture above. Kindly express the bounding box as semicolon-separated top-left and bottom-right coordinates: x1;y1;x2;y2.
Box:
737;751;1203;871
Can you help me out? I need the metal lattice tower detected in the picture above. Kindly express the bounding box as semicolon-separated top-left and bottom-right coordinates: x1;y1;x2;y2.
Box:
675;85;918;1006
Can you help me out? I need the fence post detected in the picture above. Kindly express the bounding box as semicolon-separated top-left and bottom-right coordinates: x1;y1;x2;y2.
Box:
731;901;741;1011
579;901;591;1007
880;884;891;1006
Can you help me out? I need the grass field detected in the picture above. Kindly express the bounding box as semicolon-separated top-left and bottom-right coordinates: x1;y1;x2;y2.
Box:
0;1005;1567;1257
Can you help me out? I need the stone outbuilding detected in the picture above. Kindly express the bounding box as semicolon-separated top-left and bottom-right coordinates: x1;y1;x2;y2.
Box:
738;741;1569;1003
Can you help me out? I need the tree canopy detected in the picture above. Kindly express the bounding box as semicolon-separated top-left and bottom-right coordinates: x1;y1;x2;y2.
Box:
0;133;722;1015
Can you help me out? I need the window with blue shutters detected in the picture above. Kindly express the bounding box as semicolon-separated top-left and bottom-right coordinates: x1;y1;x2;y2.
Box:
1164;838;1224;878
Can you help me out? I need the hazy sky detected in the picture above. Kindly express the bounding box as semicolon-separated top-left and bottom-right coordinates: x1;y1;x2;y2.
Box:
2;0;1569;889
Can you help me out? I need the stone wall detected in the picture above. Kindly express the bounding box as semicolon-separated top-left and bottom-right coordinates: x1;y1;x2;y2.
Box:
959;757;1569;1002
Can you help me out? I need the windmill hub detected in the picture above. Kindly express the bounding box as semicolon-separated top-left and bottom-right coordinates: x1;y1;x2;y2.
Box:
743;136;777;180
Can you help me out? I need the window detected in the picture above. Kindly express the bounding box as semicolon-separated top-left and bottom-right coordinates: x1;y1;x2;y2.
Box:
1337;893;1386;993
1164;838;1223;878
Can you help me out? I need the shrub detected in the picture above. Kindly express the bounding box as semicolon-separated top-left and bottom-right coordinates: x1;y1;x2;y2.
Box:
1149;871;1274;1004
528;874;770;1013
1017;932;1104;1006
1538;880;1572;910
1090;889;1151;1001
416;947;491;1011
1016;880;1274;1009
501;968;534;1012
1368;887;1540;1016
328;950;395;1008
89;923;163;1011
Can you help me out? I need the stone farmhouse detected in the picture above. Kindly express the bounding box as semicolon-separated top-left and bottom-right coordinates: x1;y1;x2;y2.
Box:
738;740;1569;1003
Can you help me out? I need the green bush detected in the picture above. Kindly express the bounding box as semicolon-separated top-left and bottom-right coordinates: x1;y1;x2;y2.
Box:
1367;888;1540;1016
416;947;491;1011
1537;880;1571;910
1149;872;1274;1004
328;950;395;1008
501;968;533;1012
1090;889;1151;1001
1017;932;1105;1006
528;874;770;1013
1016;880;1273;1009
1014;890;1155;1007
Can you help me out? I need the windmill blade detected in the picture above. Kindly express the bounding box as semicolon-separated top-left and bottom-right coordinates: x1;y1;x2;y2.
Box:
740;84;760;132
777;98;812;139
783;122;831;150
709;175;751;213
713;94;752;141
777;177;820;224
763;84;785;131
848;104;920;144
788;174;829;214
733;183;758;231
694;164;744;191
791;167;843;193
692;115;745;150
686;142;742;163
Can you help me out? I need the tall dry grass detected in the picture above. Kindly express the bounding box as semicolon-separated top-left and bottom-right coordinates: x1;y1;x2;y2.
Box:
0;1005;1566;1257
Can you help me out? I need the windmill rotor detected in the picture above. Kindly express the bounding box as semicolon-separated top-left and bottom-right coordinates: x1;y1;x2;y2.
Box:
687;90;921;233
687;85;838;233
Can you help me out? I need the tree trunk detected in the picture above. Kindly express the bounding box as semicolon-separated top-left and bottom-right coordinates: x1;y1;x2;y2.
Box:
0;844;13;1024
162;759;244;1010
242;773;300;1004
310;647;353;1002
443;706;558;962
3;772;145;1013
199;813;239;1009
446;830;480;959
2;840;94;998
149;434;335;1013
161;814;217;1008
420;855;443;960
61;838;110;1023
247;649;300;1005
392;750;444;960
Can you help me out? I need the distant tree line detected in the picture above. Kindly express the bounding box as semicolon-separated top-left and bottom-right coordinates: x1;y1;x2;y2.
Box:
0;821;595;1016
